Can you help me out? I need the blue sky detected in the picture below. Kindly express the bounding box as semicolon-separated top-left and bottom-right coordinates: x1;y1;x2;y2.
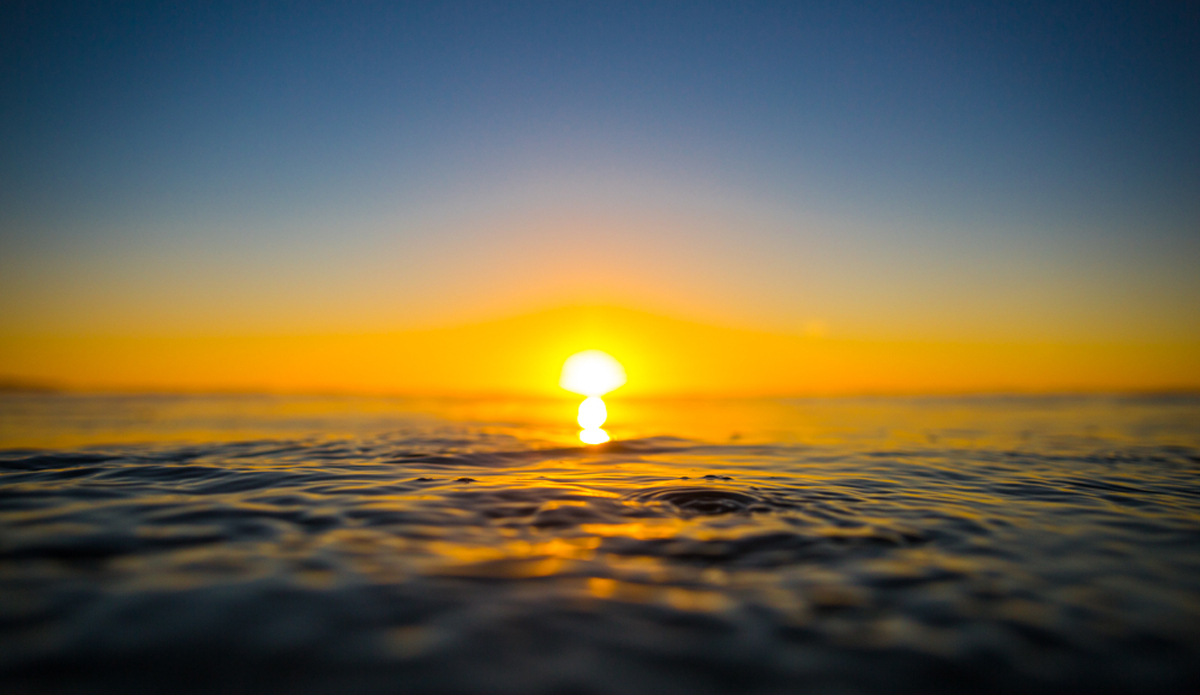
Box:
1;1;1197;343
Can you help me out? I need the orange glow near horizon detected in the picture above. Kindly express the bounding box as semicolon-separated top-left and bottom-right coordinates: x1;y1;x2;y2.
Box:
0;305;1198;397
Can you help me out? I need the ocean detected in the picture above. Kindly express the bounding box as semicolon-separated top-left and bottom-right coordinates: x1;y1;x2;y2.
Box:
2;393;1198;694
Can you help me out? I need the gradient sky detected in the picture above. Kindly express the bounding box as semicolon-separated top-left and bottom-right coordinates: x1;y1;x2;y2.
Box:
1;1;1198;394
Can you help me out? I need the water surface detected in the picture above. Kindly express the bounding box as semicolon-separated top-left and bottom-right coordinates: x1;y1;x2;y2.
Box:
2;394;1199;693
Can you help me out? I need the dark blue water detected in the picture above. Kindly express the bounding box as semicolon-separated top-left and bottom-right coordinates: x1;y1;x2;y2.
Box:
2;394;1199;693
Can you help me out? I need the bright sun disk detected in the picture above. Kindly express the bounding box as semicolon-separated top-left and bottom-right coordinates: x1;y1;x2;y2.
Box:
559;350;626;397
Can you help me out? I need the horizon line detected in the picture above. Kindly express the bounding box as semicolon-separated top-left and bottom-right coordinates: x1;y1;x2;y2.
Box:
3;381;1198;401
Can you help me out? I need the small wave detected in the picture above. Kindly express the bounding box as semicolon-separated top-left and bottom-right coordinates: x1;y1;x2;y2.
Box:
2;418;1199;694
630;486;774;516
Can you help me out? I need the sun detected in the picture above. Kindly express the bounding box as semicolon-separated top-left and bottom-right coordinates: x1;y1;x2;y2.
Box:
559;350;626;397
560;350;625;444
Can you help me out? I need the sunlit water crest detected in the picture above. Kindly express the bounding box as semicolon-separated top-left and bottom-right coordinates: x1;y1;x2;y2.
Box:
1;393;1199;694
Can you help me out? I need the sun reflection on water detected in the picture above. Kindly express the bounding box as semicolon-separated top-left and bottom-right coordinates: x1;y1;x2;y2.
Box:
579;427;610;444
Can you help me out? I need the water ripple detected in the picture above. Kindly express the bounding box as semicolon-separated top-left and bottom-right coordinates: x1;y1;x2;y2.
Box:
1;401;1199;694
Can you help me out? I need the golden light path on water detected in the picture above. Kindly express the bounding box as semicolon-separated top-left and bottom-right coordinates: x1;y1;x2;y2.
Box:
560;350;626;444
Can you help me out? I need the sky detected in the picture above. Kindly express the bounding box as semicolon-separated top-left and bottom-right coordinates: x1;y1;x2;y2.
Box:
1;1;1198;395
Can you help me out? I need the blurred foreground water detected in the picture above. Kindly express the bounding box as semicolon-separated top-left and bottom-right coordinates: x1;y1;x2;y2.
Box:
2;393;1199;694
